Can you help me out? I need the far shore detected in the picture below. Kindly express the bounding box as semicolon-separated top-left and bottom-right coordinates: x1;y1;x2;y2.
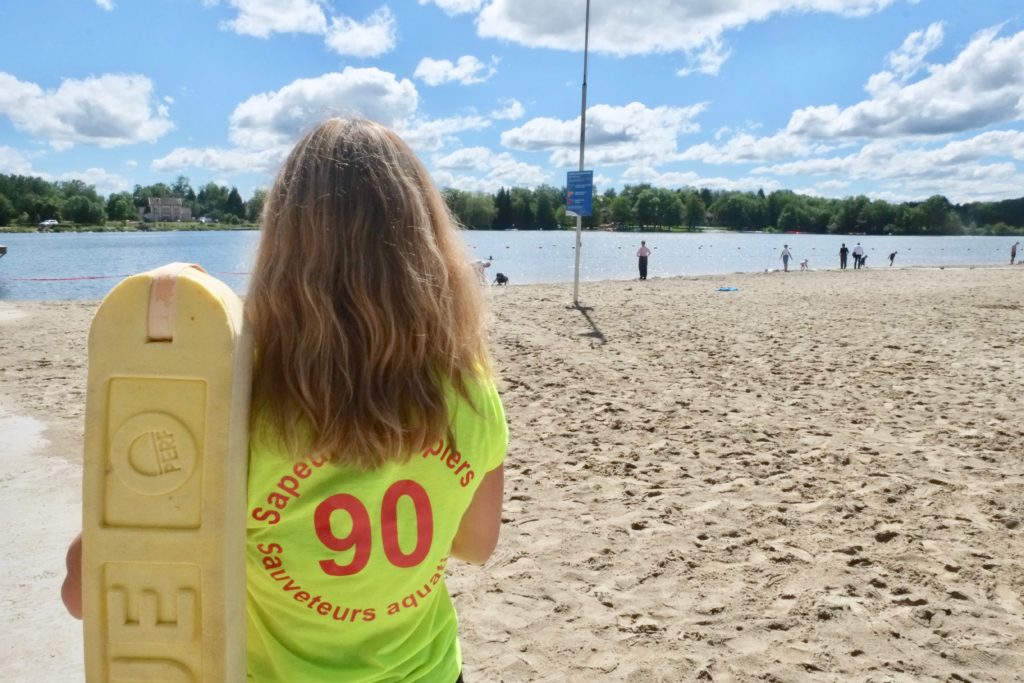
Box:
3;223;1023;237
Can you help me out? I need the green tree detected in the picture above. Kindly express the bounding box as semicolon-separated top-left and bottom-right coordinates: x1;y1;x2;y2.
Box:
509;188;534;228
0;193;14;226
63;195;106;224
535;192;556;229
246;188;267;223
172;175;194;199
859;199;896;234
196;182;230;218
610;194;634;227
106;192;136;221
133;182;173;207
533;185;561;229
777;204;811;232
225;187;246;219
658;193;684;228
829;195;870;234
920;195;959;234
494;187;513;228
443;189;497;229
767;190;795;228
29;194;62;223
709;194;750;230
748;190;769;230
635;189;659;228
683;192;705;229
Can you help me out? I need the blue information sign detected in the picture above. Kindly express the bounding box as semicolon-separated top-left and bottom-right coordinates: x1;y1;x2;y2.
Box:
566;170;594;217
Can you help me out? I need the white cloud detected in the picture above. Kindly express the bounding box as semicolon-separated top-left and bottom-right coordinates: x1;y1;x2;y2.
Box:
0;72;174;149
0;149;131;196
864;23;944;97
757;131;1024;177
219;0;327;38
56;168;133;195
151;146;290;175
215;1;398;57
418;0;484;15
472;0;898;74
886;21;944;81
325;7;397;57
501;102;706;167
788;26;1024;139
154;68;489;175
665;23;1024;202
679;132;819;164
490;98;524;120
433;146;501;171
431;146;549;192
414;55;497;86
95;0;114;10
622;165;782;193
0;146;34;175
398;115;491;152
811;179;851;192
228;67;418;148
677;38;732;78
753;130;1024;202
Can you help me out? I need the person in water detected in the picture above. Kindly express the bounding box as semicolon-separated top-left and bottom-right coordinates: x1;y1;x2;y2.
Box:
779;244;792;272
636;240;651;280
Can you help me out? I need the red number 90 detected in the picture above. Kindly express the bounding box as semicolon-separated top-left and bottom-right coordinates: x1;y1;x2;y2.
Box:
315;480;433;576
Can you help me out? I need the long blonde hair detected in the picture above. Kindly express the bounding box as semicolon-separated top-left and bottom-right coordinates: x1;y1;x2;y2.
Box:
246;118;490;468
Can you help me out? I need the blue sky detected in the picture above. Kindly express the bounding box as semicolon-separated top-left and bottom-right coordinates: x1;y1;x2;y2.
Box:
1;0;1022;203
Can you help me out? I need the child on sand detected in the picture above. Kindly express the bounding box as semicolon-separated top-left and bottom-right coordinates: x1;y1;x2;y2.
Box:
62;118;509;682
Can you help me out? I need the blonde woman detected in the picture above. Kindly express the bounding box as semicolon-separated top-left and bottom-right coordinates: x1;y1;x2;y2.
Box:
64;118;508;682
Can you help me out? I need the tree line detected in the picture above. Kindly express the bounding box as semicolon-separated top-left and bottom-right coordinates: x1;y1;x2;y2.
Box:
445;185;1024;236
2;171;1022;236
0;174;265;228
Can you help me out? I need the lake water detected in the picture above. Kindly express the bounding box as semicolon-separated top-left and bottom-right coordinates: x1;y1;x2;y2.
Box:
0;229;1015;300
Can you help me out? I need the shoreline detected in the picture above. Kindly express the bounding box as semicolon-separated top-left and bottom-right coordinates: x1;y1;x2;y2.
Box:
2;267;1022;681
1;261;1021;299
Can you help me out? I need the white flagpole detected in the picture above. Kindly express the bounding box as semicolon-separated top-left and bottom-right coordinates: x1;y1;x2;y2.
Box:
571;0;591;308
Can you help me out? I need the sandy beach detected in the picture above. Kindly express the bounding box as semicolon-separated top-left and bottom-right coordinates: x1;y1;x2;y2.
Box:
2;266;1022;681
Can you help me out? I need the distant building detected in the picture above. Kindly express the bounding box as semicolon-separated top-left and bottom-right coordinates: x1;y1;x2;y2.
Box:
141;197;192;222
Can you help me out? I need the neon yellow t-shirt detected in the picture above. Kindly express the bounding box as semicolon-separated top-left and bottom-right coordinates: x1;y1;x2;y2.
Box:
245;376;507;682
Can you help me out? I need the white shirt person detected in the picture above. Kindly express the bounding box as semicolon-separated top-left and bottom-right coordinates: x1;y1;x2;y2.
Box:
852;243;865;269
636;241;651;280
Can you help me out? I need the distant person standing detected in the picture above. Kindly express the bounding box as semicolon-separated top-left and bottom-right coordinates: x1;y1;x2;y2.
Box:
839;243;849;270
1012;241;1019;265
636;240;651;280
779;244;793;272
888;251;897;267
852;242;865;269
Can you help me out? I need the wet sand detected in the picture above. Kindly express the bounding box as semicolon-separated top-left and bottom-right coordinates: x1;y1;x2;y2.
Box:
2;266;1023;681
